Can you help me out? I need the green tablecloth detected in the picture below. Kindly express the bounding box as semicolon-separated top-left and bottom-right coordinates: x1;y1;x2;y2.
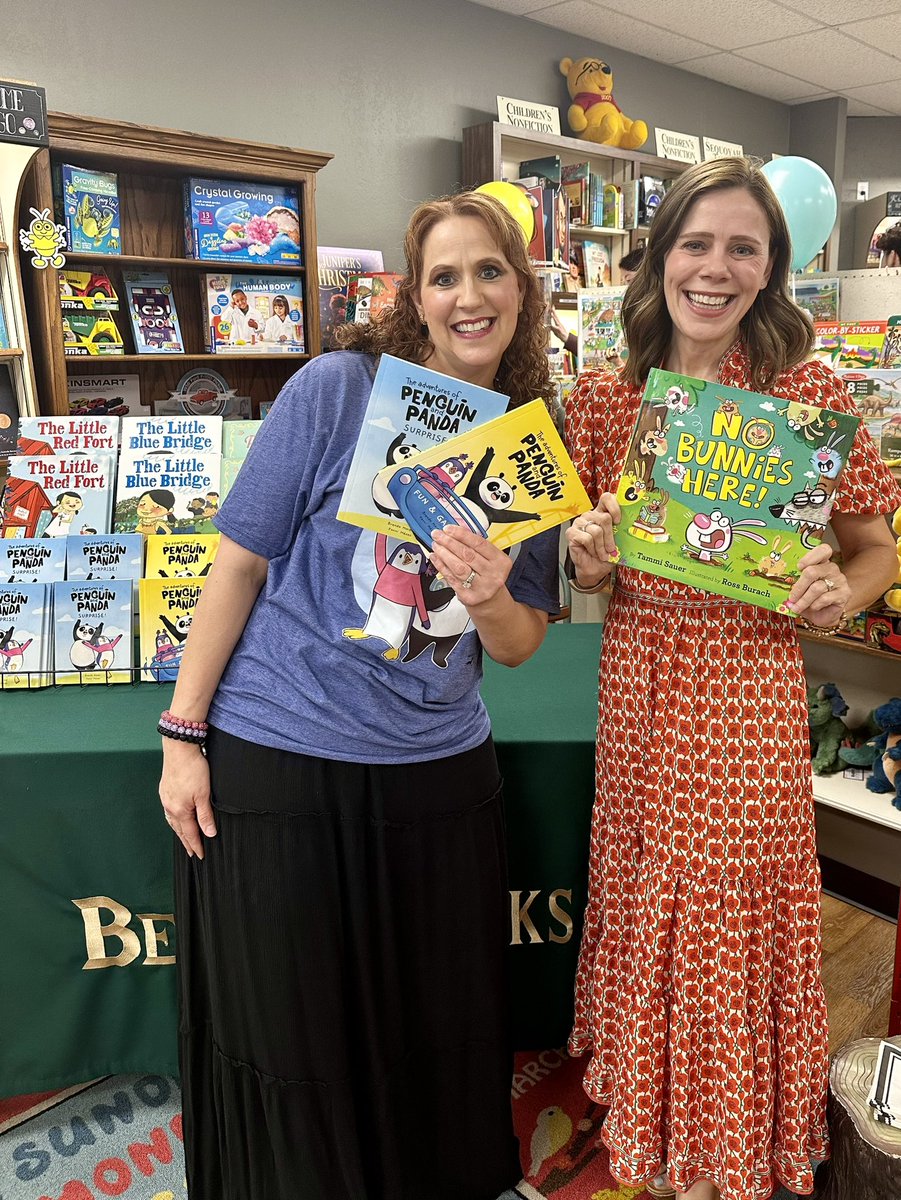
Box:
0;622;601;1095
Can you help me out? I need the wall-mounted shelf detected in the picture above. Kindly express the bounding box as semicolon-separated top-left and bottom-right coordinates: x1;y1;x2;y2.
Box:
814;770;901;835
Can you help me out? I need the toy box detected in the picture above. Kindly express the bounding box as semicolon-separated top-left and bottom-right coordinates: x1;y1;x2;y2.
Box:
201;272;305;353
59;269;118;311
123;272;185;354
56;163;120;255
184;177;302;266
62;312;124;356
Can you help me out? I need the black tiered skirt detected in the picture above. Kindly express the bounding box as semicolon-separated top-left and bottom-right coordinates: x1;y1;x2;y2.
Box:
174;726;520;1200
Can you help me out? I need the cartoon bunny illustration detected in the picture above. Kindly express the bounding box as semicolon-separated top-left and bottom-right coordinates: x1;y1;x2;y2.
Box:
757;535;791;577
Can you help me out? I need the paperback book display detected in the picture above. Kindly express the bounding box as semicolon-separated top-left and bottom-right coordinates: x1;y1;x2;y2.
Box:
337;354;509;538
52;578;132;685
123;272;185;354
201;273;304;352
0;582;52;689
612;368;861;613
114;416;223;536
373;399;591;552
577;286;627;372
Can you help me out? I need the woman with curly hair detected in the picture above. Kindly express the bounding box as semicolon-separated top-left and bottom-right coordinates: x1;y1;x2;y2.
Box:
159;189;561;1200
565;157;900;1200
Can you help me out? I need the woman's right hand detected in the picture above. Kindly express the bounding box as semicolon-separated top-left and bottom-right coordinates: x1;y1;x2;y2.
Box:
159;740;217;859
566;492;621;588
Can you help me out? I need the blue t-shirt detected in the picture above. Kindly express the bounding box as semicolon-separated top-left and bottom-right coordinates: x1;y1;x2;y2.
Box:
209;351;560;764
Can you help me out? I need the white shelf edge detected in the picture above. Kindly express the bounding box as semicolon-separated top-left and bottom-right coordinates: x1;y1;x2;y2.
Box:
569;226;631;239
813;769;901;833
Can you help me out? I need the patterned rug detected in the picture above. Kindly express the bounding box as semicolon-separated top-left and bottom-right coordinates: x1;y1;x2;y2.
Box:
0;1058;798;1199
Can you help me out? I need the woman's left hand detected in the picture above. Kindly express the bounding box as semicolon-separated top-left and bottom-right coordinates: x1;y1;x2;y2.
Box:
429;527;511;607
787;543;850;627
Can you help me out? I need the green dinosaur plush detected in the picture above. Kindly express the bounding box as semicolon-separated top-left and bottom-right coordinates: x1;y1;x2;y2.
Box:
807;682;849;775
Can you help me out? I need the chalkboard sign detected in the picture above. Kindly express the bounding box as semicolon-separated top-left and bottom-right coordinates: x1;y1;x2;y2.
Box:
0;81;48;148
887;192;901;219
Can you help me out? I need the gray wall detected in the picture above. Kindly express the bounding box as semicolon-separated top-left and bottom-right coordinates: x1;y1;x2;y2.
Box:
2;0;793;266
839;117;901;269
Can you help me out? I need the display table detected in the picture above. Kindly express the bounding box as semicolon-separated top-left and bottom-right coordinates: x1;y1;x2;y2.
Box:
0;622;601;1096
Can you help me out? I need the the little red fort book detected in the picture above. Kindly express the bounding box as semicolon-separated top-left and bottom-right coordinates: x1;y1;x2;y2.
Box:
614;368;861;612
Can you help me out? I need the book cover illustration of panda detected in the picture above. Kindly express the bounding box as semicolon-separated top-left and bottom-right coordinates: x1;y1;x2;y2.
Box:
144;533;220;579
374;399;591;553
66;533;144;635
139;576;207;682
337;353;509;539
52;579;132;685
0;582;52;689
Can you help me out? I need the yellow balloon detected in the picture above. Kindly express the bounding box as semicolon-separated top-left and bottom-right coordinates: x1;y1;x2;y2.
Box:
475;181;534;242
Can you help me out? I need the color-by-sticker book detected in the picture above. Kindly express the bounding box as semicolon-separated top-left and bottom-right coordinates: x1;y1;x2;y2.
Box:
139;576;206;681
115;417;223;536
374;399;591;552
577;286;627;372
0;538;66;584
812;322;887;369
613;368;861;612
0;582;52;689
53;578;132;684
17;414;119;456
337;354;509;537
144;534;220;578
1;454;115;539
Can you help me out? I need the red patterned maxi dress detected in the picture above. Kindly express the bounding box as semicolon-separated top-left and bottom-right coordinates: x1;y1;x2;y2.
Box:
566;345;901;1200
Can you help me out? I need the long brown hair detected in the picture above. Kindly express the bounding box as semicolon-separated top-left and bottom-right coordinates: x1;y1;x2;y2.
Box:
621;157;814;392
337;191;550;408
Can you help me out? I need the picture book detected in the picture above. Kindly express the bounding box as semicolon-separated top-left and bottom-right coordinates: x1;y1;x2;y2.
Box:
621;180;640;231
17;414;119;456
602;184;623;229
561;161;590;225
337;353;509;537
580;241;611;288
373;399;591;552
184;177;301;266
220;456;243;500
317;246;385;350
882;316;901;369
0;362;18;460
791;275;839;324
56;163;120;255
58;269;118;311
0;538;66;584
639;176;668;225
836;367;901;463
66;532;143;632
201;272;304;353
577;286;627;372
518;156;561;186
123;272;185;354
1;453;115;539
62;311;124;356
53;578;132;684
67;374;145;420
222;420;261;462
144;533;220;579
0;582;52;689
115;416;223;535
812;322;887;369
516;183;547;263
346;273;403;325
139;576;207;681
612;367;862;613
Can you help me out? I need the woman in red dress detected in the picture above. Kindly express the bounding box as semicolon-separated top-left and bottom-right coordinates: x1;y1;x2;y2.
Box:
565;157;901;1200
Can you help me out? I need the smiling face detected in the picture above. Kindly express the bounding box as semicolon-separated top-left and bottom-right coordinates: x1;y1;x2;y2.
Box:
664;187;773;366
413;215;524;389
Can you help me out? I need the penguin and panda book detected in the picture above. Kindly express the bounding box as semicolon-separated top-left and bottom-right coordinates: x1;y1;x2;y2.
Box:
339;353;589;548
52;579;133;685
0;583;53;689
139;576;207;682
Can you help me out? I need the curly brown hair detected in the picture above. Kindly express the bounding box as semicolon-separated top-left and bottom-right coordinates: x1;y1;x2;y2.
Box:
621;157;814;393
336;191;550;409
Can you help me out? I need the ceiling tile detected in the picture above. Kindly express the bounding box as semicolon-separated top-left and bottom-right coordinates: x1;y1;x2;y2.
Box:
465;0;557;13
774;0;901;21
672;51;831;100
841;77;901;112
735;28;901;88
836;13;901;56
601;0;819;51
526;0;718;61
843;97;896;114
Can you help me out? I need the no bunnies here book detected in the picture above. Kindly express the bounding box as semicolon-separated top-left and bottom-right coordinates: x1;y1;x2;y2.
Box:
613;368;861;612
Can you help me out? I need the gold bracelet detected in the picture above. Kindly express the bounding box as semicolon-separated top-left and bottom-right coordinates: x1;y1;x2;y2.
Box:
570;575;610;595
797;613;847;637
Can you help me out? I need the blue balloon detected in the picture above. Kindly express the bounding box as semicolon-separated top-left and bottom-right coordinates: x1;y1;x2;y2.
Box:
761;157;837;272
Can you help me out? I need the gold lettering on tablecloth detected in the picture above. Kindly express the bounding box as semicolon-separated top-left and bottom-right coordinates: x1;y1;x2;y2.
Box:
510;889;573;945
137;913;176;965
72;896;176;969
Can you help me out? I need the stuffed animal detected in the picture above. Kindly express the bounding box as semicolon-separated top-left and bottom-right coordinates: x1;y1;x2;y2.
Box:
807;682;849;775
559;56;648;150
865;698;901;810
837;709;882;768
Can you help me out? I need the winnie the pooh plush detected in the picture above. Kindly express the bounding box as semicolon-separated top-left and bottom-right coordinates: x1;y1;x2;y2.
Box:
559;55;648;150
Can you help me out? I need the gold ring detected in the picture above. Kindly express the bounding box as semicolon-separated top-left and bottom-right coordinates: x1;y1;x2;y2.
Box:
822;577;836;591
461;569;476;589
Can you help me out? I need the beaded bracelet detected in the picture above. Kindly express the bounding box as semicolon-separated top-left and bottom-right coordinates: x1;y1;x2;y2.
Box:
158;709;209;745
796;613;848;638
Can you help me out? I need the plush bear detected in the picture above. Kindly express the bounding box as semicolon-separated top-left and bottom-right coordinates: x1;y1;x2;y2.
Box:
807;682;849;775
865;697;901;810
559;56;648;150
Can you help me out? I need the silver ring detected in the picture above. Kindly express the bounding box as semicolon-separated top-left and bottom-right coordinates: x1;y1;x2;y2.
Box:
822;577;836;591
461;569;476;589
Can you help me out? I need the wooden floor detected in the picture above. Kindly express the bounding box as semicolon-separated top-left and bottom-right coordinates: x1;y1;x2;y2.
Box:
821;892;897;1052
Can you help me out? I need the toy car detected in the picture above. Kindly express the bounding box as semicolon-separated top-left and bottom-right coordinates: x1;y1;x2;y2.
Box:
386;465;487;550
62;313;124;356
59;270;119;310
